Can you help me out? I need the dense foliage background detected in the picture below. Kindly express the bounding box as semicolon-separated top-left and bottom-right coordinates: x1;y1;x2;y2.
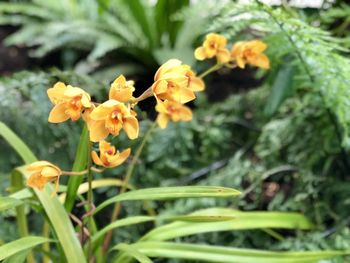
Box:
1;0;350;262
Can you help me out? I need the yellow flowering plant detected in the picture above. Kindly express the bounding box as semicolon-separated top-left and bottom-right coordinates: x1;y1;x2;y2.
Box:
0;32;347;263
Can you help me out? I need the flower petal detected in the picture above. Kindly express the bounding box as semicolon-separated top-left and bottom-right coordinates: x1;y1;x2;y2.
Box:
90;102;115;121
123;116;139;139
108;148;131;167
157;113;169;129
27;161;53;172
194;47;207;61
41;166;60;178
216;48;231;64
91;151;104;166
48;103;70;123
189;76;205;92
27;173;47;189
89;120;109;142
249;54;270;69
47;82;67;104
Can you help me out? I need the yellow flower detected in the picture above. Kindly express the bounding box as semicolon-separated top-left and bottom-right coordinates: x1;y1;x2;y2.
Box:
231;40;270;69
155;99;193;129
47;82;92;123
109;75;135;102
194;33;230;64
27;161;61;194
152;59;204;104
89;100;139;142
91;140;131;168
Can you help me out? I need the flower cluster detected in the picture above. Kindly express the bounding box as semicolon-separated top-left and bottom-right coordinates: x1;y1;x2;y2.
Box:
195;33;270;69
26;33;269;194
27;59;204;192
152;59;204;128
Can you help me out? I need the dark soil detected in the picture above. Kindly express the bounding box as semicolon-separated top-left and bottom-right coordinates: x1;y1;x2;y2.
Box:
0;26;31;75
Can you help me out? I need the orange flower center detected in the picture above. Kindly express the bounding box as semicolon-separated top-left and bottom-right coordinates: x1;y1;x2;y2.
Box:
209;41;217;49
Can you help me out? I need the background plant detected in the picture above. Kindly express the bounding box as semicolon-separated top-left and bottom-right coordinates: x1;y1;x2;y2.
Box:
1;0;350;262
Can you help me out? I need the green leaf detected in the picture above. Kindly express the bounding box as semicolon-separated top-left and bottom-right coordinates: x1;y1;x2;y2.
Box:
0;122;36;163
94;186;241;214
17;166;86;263
59;178;133;203
3;249;29;263
0;236;50;261
142;208;313;241
9;189;33;200
116;242;347;263
0;121;86;263
264;64;295;116
123;0;156;48
90;216;154;250
0;197;23;212
113;243;152;263
64;125;89;212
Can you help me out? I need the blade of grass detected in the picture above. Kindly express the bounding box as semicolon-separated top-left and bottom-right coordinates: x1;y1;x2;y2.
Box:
114;242;348;263
0;236;51;261
0;197;23;212
0;121;86;263
142;208;313;241
94;186;241;214
64;124;89;212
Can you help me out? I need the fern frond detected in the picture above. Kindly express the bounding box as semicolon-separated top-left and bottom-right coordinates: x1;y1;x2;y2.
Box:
211;1;350;146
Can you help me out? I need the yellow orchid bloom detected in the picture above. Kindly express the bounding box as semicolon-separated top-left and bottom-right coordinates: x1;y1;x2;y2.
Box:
47;82;92;123
27;161;62;194
109;75;135;102
91;140;131;168
155;99;193;129
194;33;231;64
231;40;270;69
88;100;139;142
152;59;204;103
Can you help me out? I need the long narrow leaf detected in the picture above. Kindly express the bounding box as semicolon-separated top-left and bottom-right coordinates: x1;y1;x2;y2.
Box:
0;122;36;163
0;197;23;212
64;125;89;212
90;216;154;249
94;186;241;214
114;242;347;263
113;243;152;263
0;237;50;261
0;121;86;263
123;0;156;47
142;208;313;241
3;249;29;263
59;178;133;203
16;166;86;263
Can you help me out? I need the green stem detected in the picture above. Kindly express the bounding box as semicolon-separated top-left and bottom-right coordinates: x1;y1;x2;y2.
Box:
87;140;93;261
198;63;223;79
11;171;35;263
42;222;50;263
102;121;157;253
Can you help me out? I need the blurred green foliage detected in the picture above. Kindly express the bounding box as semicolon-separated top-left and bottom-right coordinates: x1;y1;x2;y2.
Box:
0;0;220;78
1;0;350;261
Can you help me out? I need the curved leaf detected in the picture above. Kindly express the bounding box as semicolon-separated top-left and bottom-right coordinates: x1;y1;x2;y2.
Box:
59;178;133;203
0;121;86;263
113;243;152;263
90;216;154;252
94;186;241;214
115;242;347;263
0;236;50;261
16;166;86;263
142;208;313;241
64;125;89;212
0;197;23;212
0;122;36;163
